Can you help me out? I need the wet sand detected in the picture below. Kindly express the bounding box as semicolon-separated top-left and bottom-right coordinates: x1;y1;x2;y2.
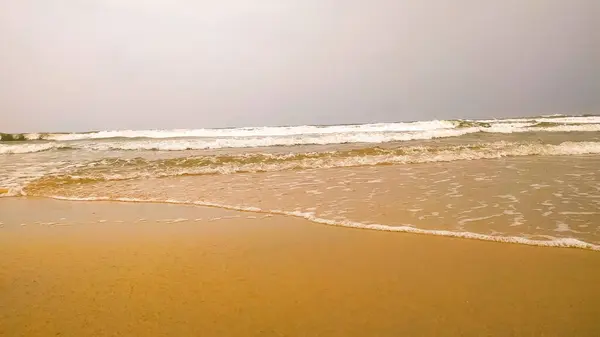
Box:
2;199;600;336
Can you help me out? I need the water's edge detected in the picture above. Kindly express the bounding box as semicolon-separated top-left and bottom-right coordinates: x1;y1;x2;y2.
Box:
11;195;592;252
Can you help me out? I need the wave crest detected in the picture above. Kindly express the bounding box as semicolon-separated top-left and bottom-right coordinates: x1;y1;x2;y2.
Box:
2;115;599;154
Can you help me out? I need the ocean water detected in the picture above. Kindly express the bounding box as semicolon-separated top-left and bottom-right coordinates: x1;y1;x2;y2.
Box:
2;115;600;250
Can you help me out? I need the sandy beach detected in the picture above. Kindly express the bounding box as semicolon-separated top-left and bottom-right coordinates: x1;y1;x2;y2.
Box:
3;1;599;334
2;198;600;336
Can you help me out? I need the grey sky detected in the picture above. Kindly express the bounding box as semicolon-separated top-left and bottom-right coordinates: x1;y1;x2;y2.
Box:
1;1;599;132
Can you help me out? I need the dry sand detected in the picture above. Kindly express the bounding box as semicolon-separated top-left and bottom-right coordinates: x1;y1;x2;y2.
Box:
1;198;600;336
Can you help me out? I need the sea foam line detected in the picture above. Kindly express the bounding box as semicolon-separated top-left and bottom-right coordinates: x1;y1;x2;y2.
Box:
3;116;600;154
44;195;600;251
3;115;600;142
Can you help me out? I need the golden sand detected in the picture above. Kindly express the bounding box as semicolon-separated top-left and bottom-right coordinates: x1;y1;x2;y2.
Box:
1;199;600;336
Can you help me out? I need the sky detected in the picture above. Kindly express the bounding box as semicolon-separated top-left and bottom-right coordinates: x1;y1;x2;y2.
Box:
1;1;599;132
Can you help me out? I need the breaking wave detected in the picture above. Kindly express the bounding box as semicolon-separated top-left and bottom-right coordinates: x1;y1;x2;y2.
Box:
0;143;73;154
1;120;458;141
1;115;599;154
0;129;476;154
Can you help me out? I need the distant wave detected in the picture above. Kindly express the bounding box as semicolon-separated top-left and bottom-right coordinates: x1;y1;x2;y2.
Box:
0;129;476;154
1;116;599;154
1;120;458;141
22;141;600;187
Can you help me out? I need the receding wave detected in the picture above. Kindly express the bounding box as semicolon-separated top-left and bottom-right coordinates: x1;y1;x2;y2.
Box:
23;141;600;188
43;195;600;251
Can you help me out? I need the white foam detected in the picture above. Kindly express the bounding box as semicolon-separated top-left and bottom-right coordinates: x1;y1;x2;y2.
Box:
533;124;600;132
4;116;600;154
0;143;67;154
479;116;600;124
21;116;600;142
45;195;600;251
458;214;504;227
0;187;25;197
72;128;477;151
554;222;583;233
366;179;383;184
13;141;599;183
39;120;459;141
538;116;600;124
497;194;519;203
559;211;600;215
3;130;474;153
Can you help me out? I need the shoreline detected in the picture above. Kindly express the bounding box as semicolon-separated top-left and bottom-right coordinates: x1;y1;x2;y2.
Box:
6;196;600;251
2;198;600;336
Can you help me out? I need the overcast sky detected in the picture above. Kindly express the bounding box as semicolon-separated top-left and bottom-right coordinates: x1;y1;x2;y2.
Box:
1;1;599;132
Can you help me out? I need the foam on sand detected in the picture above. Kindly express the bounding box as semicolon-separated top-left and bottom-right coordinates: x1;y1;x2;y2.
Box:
45;195;600;251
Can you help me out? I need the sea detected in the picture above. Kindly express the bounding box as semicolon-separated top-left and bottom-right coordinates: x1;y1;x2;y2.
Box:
2;115;600;250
